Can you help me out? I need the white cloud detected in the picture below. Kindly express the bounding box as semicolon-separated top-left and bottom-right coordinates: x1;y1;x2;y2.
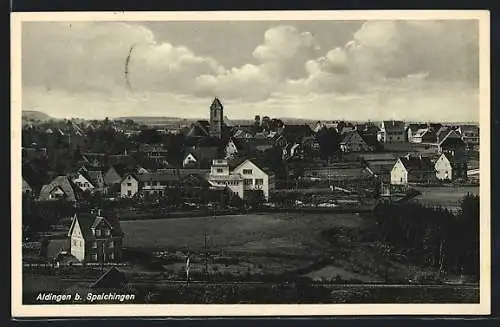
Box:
22;22;224;94
193;25;321;100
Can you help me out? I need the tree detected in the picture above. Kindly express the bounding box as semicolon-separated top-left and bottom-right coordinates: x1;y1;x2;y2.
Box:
317;127;341;161
245;190;265;208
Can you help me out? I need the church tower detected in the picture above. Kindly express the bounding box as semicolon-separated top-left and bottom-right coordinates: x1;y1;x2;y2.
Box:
209;97;224;139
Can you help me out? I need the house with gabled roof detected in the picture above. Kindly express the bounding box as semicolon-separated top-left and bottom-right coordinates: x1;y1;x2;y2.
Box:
38;175;80;202
67;210;124;263
232;158;276;201
411;128;438;144
340;130;373;152
68;171;96;193
438;129;466;155
379;120;406;143
120;173;140;198
390;154;436;186
435;152;467;181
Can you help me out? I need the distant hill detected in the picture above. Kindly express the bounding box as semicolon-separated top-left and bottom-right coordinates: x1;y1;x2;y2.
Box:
22;110;52;122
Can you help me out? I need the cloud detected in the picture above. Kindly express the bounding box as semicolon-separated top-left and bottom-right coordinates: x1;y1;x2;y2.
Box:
298;20;479;96
193;25;321;100
22;22;224;94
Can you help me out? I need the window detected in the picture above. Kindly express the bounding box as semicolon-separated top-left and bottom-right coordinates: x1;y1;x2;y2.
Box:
108;241;114;248
255;179;264;186
243;169;253;175
216;168;223;173
91;254;97;261
72;239;77;246
127;182;132;187
92;241;97;248
109;253;115;260
95;229;101;237
244;179;253;186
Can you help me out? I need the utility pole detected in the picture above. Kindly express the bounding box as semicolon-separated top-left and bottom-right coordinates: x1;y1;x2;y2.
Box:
204;231;209;281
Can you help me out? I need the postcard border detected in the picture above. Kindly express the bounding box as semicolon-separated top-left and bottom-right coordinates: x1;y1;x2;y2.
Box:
10;10;492;317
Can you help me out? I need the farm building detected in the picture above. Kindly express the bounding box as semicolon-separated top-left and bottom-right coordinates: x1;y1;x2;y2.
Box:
435;153;468;181
406;124;428;142
390;154;436;186
340;130;373;152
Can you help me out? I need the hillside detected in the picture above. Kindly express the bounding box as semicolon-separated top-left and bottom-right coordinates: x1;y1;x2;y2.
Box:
22;110;52;122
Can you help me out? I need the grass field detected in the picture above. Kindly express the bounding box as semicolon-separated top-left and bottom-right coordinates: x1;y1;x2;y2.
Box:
121;213;362;253
119;213;435;283
413;186;479;211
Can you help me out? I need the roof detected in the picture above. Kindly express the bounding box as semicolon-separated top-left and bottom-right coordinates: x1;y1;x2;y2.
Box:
439;130;464;146
399;156;435;172
68;212;124;239
187;123;210;138
208;173;243;181
157;168;210;176
136;172;180;183
38;176;77;202
22;178;33;192
360;153;397;162
340;131;366;145
91;267;128;289
232;158;276;177
282;125;314;137
413;128;429;138
139;143;168;152
210;97;223;109
383;120;405;131
86;170;105;188
106;164;129;177
407;123;427;131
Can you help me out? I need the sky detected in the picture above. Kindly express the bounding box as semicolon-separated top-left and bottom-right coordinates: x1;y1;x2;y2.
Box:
21;19;480;122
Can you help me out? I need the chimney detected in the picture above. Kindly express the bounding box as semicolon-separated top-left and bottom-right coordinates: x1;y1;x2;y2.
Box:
97;209;102;216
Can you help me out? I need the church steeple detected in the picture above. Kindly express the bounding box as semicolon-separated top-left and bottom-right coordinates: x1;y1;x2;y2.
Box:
209;97;224;139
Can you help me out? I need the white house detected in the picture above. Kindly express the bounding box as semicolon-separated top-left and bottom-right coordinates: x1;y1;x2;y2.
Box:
390;158;408;185
207;159;244;199
232;159;275;200
69;172;95;193
435;153;453;180
390;155;436;186
120;174;140;197
183;153;198;168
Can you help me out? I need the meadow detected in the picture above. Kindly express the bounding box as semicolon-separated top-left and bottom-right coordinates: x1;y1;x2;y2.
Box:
413;186;479;211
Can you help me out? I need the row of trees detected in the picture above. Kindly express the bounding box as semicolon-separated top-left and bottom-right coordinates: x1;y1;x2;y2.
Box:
373;193;480;277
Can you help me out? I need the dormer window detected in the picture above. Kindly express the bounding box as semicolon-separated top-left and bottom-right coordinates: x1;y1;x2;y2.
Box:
95;229;101;237
105;229;111;236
